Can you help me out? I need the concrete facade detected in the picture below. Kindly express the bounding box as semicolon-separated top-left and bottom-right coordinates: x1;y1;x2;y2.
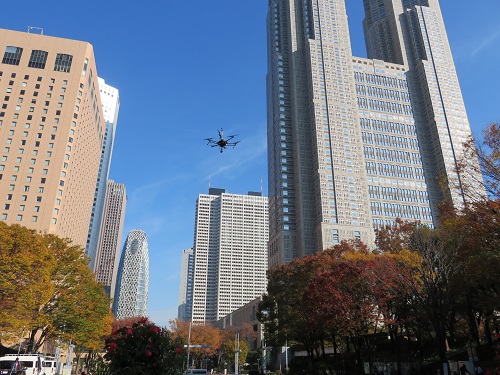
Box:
85;77;120;269
0;28;104;248
93;180;126;298
191;189;269;324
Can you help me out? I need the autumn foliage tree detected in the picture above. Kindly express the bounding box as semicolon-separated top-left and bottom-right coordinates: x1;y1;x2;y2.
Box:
0;223;56;338
0;223;113;353
170;319;222;369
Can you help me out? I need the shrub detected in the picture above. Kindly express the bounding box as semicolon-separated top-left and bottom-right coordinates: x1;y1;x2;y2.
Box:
103;317;185;375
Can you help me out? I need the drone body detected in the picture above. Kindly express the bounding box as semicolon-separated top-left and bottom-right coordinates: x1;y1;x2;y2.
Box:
205;128;240;153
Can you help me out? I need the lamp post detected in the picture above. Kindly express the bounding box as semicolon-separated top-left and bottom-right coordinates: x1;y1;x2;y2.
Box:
186;320;192;370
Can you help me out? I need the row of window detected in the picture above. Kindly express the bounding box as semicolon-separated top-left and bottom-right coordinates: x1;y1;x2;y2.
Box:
368;185;430;203
2;46;73;72
355;84;411;102
363;147;422;165
0;213;44;222
354;71;408;89
360;118;416;135
357;97;413;115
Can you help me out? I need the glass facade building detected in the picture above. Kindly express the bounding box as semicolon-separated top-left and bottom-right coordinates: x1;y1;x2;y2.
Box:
177;248;194;322
113;229;149;319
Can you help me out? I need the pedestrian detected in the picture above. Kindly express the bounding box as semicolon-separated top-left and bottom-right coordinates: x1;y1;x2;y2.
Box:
11;357;20;372
460;364;470;375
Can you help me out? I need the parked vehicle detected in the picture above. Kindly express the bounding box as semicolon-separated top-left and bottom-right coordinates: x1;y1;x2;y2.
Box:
0;354;45;375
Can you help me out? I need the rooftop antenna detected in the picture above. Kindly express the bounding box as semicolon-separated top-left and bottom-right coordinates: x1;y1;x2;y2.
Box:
260;177;263;195
27;26;44;35
208;174;211;190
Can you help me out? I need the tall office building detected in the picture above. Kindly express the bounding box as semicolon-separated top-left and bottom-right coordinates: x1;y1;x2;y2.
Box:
86;78;120;269
0;28;104;248
266;0;479;266
191;188;269;324
93;180;127;298
177;248;194;322
113;229;149;319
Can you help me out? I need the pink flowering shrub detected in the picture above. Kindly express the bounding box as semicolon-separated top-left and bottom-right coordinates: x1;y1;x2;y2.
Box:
104;317;185;375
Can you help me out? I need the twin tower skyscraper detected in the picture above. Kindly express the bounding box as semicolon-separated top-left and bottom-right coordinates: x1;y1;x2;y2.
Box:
267;0;480;266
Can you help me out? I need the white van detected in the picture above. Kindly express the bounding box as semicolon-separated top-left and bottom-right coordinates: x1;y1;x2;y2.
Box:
184;370;208;375
41;357;57;375
0;354;45;375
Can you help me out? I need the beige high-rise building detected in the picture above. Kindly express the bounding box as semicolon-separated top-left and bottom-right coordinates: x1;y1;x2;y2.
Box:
0;28;104;248
94;180;126;298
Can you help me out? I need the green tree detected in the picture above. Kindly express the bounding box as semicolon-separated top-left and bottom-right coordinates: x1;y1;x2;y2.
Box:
221;337;249;370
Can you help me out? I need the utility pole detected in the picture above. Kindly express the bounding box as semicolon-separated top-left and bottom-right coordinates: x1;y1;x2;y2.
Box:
17;326;25;356
285;339;288;373
235;333;240;375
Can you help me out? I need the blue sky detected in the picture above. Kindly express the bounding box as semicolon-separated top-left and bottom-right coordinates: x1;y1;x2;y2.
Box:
1;1;499;326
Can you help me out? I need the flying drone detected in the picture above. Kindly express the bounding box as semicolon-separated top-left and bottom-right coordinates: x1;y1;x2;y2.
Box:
205;128;240;153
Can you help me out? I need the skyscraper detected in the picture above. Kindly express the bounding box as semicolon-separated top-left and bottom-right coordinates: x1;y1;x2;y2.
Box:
266;0;479;266
191;188;269;324
0;28;105;248
86;78;120;269
113;229;149;319
93;180;127;298
177;248;194;322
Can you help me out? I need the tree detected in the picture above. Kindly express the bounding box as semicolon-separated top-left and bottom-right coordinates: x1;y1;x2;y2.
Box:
458;123;500;203
439;204;500;347
221;337;249;370
104;317;185;375
0;223;112;353
170;319;221;368
27;234;112;353
378;226;464;372
258;255;322;361
375;218;420;254
0;223;56;338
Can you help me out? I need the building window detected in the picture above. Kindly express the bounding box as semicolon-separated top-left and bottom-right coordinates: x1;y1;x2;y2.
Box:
28;50;48;69
54;54;73;73
2;46;23;65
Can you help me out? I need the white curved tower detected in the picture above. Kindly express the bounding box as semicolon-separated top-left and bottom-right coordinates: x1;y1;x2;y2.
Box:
113;230;149;319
